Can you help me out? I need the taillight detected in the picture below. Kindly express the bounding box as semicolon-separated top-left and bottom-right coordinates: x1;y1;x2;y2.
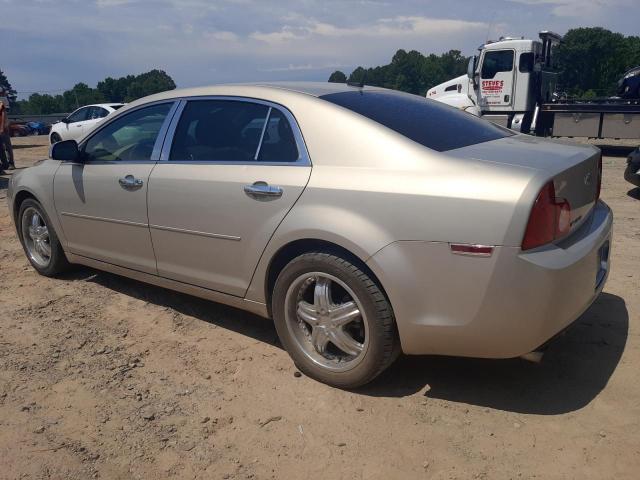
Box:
596;154;602;200
521;181;572;250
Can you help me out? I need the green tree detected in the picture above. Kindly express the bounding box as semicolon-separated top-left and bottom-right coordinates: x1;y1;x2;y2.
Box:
340;48;468;96
328;71;347;83
97;75;135;103
556;27;637;97
0;69;17;104
15;70;176;114
61;83;106;111
124;70;176;101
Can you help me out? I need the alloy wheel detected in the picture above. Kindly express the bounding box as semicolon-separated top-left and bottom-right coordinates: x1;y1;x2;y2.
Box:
284;272;369;372
21;207;52;268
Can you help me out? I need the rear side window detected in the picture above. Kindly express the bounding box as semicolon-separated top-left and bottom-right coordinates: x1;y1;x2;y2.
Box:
170;100;299;162
481;50;514;79
257;109;299;162
320;90;512;152
519;52;534;73
87;107;109;120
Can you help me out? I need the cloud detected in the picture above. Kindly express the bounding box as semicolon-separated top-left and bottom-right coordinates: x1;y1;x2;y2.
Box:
0;0;635;97
506;0;633;18
251;16;487;45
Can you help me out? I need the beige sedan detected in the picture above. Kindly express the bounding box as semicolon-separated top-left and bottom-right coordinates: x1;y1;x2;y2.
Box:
7;83;612;387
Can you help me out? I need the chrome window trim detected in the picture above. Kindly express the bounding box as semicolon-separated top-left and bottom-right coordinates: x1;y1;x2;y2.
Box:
158;95;312;167
77;100;180;164
254;107;272;161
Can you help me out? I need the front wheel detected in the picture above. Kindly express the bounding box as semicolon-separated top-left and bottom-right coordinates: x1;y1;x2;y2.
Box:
50;132;62;144
272;252;398;388
18;199;70;276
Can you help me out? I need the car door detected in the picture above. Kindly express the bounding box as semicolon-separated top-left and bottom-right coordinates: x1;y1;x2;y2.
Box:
61;106;91;141
148;98;311;297
53;101;177;274
479;49;515;108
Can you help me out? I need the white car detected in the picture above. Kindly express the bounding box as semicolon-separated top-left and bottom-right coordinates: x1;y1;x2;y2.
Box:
50;103;125;144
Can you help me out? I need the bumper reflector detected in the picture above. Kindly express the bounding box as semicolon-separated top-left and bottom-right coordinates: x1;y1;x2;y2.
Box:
450;244;494;257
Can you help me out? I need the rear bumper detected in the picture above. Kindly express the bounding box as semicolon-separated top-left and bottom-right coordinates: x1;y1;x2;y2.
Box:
367;200;613;357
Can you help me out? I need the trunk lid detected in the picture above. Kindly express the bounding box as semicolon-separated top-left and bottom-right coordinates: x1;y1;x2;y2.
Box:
447;134;601;238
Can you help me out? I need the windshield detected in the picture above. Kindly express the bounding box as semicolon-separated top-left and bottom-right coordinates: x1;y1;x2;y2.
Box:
320;90;513;152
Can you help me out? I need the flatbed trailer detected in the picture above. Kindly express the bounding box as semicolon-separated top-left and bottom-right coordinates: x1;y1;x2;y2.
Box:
536;99;640;140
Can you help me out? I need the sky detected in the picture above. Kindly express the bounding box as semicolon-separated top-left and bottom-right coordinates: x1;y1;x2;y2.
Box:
1;0;638;99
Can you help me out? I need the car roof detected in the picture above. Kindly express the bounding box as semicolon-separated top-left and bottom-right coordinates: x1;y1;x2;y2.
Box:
130;82;386;105
81;103;125;109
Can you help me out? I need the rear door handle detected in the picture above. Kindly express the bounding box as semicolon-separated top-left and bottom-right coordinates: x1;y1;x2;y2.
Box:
119;175;144;190
243;181;283;200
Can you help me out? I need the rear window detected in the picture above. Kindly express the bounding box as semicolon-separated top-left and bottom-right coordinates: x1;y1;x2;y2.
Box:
320;90;512;152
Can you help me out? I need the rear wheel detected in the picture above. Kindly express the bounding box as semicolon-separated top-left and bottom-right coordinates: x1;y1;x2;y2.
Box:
272;252;397;388
18;199;70;276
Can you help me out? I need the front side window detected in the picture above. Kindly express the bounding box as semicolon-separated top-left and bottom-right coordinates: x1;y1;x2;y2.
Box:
83;103;172;162
481;50;514;79
67;107;89;123
169;100;299;162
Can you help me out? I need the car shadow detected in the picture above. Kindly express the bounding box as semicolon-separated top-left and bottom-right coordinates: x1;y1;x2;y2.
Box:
0;176;7;190
597;145;636;157
627;187;640;200
11;144;45;150
361;293;628;414
58;268;627;414
58;268;281;348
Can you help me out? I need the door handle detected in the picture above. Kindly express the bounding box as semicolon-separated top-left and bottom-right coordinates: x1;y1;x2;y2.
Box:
118;175;144;190
243;181;283;200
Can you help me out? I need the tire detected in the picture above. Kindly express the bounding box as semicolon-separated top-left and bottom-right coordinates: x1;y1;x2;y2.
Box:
17;198;70;276
272;252;397;388
50;132;62;144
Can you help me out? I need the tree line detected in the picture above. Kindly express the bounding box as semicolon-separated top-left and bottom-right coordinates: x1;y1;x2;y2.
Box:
0;69;175;115
329;27;640;99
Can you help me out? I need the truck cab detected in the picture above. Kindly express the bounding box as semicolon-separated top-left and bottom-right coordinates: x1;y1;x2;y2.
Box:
428;32;561;133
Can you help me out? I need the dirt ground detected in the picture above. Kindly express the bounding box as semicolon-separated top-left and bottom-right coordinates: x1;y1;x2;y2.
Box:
1;135;639;480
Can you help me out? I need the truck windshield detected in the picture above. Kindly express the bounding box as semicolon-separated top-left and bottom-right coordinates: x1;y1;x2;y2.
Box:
319;90;513;152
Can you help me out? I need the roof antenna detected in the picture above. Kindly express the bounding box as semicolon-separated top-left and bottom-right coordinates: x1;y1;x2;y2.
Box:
347;70;367;88
485;11;496;43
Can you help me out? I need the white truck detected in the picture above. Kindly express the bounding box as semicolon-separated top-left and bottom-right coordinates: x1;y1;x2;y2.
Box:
427;31;640;141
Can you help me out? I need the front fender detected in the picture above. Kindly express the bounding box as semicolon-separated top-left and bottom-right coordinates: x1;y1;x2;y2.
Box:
9;160;66;247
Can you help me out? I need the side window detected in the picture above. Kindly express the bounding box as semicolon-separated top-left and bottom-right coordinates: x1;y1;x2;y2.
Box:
519;52;534;73
67;107;89;123
444;84;460;92
87;107;108;120
257;109;299;162
83;103;172;162
481;50;514;79
169;100;270;162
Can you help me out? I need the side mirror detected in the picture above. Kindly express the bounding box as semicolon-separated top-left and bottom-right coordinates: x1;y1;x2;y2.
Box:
60;117;70;124
467;55;477;80
50;140;81;162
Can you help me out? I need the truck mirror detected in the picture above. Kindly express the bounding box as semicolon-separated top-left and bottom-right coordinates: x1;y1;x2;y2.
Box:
467;56;476;80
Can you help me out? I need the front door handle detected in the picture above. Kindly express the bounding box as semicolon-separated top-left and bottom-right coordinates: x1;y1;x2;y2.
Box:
118;175;144;190
243;181;283;200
